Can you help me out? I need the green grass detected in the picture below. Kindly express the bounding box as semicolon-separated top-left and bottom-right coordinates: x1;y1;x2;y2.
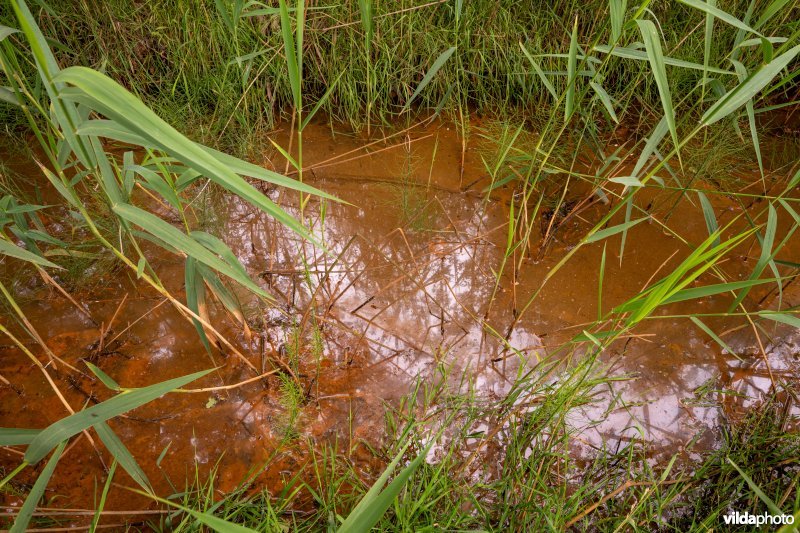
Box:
2;0;796;153
1;0;799;530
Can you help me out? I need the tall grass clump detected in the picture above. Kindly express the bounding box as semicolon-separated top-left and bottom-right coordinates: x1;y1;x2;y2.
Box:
2;0;794;147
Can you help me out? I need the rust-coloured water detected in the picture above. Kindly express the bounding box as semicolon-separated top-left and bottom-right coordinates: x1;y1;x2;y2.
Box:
1;120;798;524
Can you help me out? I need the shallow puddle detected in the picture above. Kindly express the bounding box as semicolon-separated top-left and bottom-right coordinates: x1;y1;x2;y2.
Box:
1;120;799;517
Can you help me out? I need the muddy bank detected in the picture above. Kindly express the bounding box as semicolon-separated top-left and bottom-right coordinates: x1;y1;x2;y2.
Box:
1;120;799;518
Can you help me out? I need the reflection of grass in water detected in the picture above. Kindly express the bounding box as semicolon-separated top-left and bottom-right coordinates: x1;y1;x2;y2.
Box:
393;137;441;233
397;183;440;233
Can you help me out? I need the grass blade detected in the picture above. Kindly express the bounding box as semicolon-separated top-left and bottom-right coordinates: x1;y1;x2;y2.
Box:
0;239;61;269
89;459;116;533
565;16;578;122
403;46;456;112
94;422;152;493
133;489;258;532
727;458;782;516
586;216;648;243
678;0;760;36
338;445;428;533
0;428;40;446
696;191;719;246
25;368;213;464
10;441;66;533
635;19;678;153
702;45;800;125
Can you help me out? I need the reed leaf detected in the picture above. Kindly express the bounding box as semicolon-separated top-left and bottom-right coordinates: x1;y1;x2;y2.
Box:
732;60;763;179
689;316;738;358
114;204;267;297
8;0;93;168
278;0;300;109
84;361;121;391
635;19;678;153
94;421;153;493
702;0;715;89
0;25;19;41
702;45;800;125
609;0;627;42
728;203;777;311
755;0;794;29
75;120;334;201
661;277;780;306
185;256;213;353
520;42;557;99
54;67;317;242
678;0;761;36
593;45;734;74
338;444;427;533
591;81;618;123
759;311;800;329
0;239;60;268
565;16;578;122
24;368;214;464
403;46;456;112
586;216;647;243
697;191;719;246
0;428;40;446
10;441;66;533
